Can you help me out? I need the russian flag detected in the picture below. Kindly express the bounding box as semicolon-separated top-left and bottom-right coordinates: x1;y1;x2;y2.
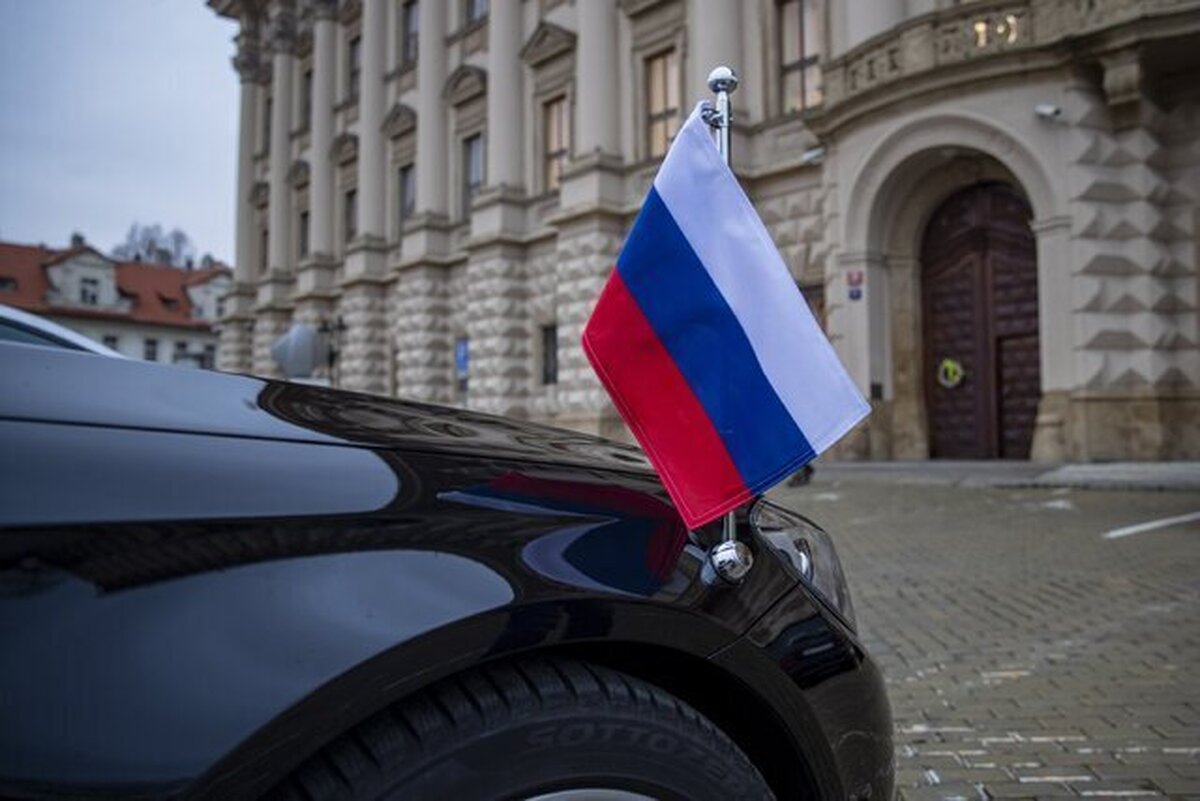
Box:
582;102;869;530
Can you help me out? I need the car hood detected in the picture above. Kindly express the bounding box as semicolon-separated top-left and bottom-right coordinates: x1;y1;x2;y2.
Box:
0;342;653;474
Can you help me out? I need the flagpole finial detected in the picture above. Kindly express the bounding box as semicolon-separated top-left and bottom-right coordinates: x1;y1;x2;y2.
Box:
707;66;739;95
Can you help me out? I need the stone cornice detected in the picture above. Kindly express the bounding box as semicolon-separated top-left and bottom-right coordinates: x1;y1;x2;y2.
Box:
520;22;576;67
814;0;1200;136
444;64;487;106
331;131;358;163
249;180;270;205
265;2;297;55
382;102;417;138
288;159;310;188
619;0;674;18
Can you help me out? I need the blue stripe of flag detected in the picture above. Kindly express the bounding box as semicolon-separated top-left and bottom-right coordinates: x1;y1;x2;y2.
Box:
616;188;816;492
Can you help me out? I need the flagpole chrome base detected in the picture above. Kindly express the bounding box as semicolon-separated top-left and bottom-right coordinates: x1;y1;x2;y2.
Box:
702;539;754;586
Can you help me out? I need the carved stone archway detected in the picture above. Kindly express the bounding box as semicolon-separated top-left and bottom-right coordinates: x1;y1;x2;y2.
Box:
839;113;1065;459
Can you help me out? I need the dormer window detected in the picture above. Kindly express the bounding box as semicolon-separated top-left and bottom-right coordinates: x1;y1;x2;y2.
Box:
80;277;99;306
0;277;15;292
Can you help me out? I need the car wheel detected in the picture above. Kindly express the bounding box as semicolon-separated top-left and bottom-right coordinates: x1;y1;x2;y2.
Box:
267;657;775;801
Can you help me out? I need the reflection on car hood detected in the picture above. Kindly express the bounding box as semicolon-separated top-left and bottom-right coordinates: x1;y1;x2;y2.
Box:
0;342;652;473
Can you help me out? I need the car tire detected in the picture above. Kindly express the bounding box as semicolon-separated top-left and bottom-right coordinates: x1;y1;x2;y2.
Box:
267;656;775;801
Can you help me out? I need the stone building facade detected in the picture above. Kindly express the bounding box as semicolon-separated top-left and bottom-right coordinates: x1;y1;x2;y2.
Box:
210;0;1200;461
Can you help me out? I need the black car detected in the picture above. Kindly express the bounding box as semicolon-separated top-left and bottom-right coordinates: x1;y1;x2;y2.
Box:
0;342;893;801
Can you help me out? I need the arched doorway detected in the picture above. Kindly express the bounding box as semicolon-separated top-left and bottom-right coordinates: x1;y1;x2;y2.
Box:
921;183;1039;459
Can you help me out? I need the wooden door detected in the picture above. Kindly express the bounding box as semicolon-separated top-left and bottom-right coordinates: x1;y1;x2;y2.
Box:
921;184;1039;459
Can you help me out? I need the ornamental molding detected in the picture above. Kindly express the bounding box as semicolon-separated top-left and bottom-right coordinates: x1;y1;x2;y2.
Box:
311;0;338;21
444;64;487;106
289;159;310;187
619;0;674;17
265;5;297;55
520;22;577;67
382;102;417;138
232;20;269;83
331;131;359;163
338;0;362;25
250;180;270;206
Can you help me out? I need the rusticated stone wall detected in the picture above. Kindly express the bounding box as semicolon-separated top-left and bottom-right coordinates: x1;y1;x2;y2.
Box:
336;280;389;395
527;241;560;424
1064;89;1199;458
291;296;335;383
553;214;627;439
251;309;290;379
466;242;531;418
393;264;453;403
217;322;252;374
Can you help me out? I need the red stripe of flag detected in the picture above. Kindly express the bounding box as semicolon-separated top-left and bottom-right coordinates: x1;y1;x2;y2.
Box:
582;270;752;529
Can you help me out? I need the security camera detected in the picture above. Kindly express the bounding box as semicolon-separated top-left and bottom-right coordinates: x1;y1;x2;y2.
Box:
1034;103;1062;120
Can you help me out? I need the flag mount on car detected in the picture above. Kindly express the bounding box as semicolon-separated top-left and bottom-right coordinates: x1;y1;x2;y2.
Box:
582;66;869;535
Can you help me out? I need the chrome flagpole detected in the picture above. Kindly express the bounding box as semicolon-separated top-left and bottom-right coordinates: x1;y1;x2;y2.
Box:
701;65;755;586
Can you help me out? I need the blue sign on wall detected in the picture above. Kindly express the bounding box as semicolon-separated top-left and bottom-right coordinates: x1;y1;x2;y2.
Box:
455;337;469;378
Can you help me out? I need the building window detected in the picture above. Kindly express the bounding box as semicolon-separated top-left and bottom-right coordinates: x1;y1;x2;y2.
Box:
0;277;15;292
348;35;362;100
401;0;419;65
540;324;558;385
301;67;313;129
779;0;823;113
102;334;118;350
465;0;488;24
202;344;216;369
80;277;99;305
263;94;272;150
144;338;158;361
344;188;358;243
173;341;188;364
398;163;415;229
461;134;484;218
645;49;679;159
216;297;226;319
299;209;310;257
543;96;570;192
260;227;269;273
455;335;469;399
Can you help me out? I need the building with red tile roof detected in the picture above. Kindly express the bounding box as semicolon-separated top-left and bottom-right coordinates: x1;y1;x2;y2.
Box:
0;236;231;366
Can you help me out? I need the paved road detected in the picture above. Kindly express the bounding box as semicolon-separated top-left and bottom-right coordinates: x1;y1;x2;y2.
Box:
769;478;1200;800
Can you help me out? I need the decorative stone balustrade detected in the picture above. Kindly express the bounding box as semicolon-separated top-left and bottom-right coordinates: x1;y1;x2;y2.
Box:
823;0;1199;110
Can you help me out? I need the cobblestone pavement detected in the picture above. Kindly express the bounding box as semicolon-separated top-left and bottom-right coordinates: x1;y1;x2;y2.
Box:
768;479;1200;801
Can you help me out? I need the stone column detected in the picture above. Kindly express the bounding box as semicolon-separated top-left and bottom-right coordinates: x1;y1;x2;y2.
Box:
487;0;523;190
266;3;295;276
576;0;619;157
415;0;448;216
1029;215;1073;462
826;250;886;459
357;0;386;241
291;0;339;374
251;1;298;379
220;13;265;373
309;0;336;259
688;0;742;108
338;0;389;394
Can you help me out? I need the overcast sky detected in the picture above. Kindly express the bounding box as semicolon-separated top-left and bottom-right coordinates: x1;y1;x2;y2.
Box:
0;0;239;262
